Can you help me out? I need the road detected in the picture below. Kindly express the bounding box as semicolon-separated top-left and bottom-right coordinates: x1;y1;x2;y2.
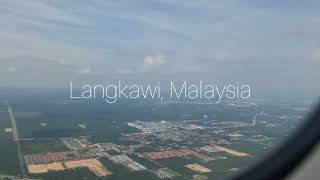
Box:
252;111;264;126
6;101;26;178
8;106;18;141
0;174;35;180
18;138;56;141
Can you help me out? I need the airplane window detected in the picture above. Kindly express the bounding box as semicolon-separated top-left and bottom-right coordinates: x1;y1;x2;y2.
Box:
0;1;319;180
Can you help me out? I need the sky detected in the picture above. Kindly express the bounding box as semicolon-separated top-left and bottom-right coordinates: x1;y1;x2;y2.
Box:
0;0;319;97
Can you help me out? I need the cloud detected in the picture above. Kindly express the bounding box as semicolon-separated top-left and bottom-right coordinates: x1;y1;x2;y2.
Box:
0;0;319;94
75;67;92;75
143;54;166;71
177;64;206;73
0;0;108;73
198;51;255;63
298;49;320;64
75;67;106;76
207;52;235;61
113;68;135;75
0;1;87;26
310;49;320;63
291;49;320;64
7;66;16;72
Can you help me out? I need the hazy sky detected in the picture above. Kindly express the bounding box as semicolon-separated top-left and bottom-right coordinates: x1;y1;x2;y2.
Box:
0;0;319;97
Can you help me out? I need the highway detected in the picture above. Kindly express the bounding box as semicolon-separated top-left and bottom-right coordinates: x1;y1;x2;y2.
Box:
8;105;18;141
252;111;264;126
7;101;26;178
18;138;56;141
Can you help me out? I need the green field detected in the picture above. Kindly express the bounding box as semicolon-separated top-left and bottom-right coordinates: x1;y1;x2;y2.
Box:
21;140;69;154
0;142;20;175
0;112;12;141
